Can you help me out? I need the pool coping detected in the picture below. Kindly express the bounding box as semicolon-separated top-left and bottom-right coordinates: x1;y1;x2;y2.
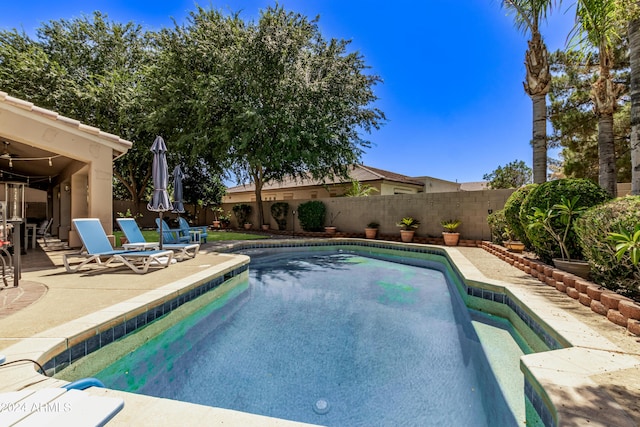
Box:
0;238;637;427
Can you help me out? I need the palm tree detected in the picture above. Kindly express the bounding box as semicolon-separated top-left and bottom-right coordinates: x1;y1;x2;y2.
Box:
572;0;626;197
503;0;556;184
628;1;640;195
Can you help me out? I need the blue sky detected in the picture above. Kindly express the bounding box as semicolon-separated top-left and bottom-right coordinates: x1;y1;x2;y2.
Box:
0;1;576;183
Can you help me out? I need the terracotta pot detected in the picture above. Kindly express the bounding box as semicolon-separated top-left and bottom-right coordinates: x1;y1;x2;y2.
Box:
324;226;337;235
504;241;525;253
244;223;252;230
261;224;269;231
400;230;415;243
365;227;378;239
442;232;460;246
552;258;590;280
212;220;221;229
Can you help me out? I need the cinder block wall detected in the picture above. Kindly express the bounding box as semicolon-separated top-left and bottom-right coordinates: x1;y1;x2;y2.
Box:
114;189;514;241
221;189;515;241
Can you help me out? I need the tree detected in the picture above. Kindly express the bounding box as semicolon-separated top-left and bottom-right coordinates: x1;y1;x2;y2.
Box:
208;5;384;225
625;0;640;194
548;47;630;182
0;13;159;206
483;160;533;188
572;0;627;196
502;0;555;184
343;179;379;197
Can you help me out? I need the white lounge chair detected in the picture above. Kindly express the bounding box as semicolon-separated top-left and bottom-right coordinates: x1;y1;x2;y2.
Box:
116;218;199;261
63;218;173;274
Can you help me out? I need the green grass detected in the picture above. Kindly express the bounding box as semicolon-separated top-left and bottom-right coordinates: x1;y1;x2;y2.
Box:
113;229;268;246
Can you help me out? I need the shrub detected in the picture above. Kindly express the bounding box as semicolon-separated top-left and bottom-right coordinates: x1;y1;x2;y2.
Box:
487;209;508;245
519;179;610;263
297;200;326;231
270;202;289;230
232;203;252;226
503;184;537;248
574;196;640;300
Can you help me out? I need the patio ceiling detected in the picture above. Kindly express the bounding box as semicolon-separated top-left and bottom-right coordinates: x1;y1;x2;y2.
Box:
0;139;78;190
0;91;132;192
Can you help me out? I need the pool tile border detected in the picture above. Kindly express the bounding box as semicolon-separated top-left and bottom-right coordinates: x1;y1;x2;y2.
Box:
41;263;248;376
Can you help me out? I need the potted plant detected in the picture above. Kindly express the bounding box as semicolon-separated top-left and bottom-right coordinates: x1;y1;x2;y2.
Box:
365;221;379;239
528;195;590;278
396;217;420;242
219;211;232;229
503;226;525;253
441;219;461;246
211;206;224;229
325;211;341;235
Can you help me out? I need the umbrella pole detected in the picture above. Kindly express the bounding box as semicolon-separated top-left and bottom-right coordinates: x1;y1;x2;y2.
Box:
159;212;163;250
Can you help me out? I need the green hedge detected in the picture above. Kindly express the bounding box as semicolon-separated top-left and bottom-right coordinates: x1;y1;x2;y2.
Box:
503;184;537;248
574;196;640;300
519;179;610;263
297;200;326;231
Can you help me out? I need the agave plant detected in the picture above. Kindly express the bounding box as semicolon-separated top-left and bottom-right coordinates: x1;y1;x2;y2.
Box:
396;217;420;230
441;219;461;232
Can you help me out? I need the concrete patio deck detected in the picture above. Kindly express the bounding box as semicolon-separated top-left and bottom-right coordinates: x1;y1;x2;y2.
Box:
0;238;637;426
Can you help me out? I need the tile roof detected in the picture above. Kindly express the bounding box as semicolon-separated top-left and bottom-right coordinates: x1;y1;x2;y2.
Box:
0;91;133;154
226;164;425;193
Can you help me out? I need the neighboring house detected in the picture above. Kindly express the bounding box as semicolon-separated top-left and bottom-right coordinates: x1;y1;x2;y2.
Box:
459;181;489;191
224;164;427;203
0;91;132;247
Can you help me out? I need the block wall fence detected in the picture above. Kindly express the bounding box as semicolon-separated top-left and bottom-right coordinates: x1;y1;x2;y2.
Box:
115;189;515;241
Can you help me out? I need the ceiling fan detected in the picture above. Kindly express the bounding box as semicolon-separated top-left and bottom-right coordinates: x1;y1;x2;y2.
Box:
0;142;16;161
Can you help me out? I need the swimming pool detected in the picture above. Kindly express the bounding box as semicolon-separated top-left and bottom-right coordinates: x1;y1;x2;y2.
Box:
86;248;526;426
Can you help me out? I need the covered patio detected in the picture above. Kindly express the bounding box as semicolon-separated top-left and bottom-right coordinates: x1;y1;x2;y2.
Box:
0;91;132;248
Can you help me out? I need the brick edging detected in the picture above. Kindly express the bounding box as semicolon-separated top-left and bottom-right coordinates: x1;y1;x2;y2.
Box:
481;242;640;336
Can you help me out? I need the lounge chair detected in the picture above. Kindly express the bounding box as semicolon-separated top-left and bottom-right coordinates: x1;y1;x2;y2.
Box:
155;218;191;244
63;218;173;274
177;217;208;243
117;218;199;260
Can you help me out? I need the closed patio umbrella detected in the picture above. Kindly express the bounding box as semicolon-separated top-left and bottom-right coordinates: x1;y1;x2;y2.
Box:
147;136;171;249
171;165;185;214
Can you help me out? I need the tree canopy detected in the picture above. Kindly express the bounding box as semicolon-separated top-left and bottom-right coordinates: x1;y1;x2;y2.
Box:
150;5;385;223
0;6;384;221
483;160;533;188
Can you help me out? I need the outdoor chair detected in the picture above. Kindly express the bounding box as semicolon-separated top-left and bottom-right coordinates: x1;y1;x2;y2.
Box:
0;224;13;287
155;218;191;244
117;218;199;260
36;217;53;246
177;217;208;243
63;218;174;274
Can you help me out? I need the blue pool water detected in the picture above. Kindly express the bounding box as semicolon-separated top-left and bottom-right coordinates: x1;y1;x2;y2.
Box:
95;250;517;426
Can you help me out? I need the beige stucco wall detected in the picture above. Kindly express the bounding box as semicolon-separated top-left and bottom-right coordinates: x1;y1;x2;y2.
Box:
224;180;424;203
422;177;461;193
0;96;126;247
